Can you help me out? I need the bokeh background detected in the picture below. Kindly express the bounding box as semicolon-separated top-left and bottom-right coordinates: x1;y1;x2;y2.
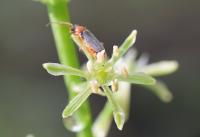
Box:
0;0;200;137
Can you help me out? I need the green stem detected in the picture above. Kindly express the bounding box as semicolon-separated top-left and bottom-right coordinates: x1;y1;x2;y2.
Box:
44;1;93;137
92;102;113;137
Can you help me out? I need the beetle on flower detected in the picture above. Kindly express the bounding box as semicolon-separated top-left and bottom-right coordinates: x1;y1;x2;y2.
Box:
43;22;178;131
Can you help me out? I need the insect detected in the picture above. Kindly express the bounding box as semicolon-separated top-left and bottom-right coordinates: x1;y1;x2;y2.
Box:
48;21;105;58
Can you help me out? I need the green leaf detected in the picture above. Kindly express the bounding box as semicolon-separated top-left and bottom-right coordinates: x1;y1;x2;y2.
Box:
43;63;87;78
139;60;179;76
111;30;137;64
102;86;125;130
62;87;92;118
145;81;173;103
117;73;156;85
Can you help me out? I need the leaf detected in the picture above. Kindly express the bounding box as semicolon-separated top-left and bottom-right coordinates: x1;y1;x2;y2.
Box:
145;81;173;103
43;63;87;78
117;73;156;85
139;60;179;76
62;87;92;118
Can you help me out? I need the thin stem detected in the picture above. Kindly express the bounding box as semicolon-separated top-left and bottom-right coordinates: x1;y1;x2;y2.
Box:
92;102;113;137
44;1;93;137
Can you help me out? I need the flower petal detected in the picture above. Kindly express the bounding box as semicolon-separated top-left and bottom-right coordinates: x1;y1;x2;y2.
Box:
102;86;125;130
144;81;173;103
111;30;137;64
117;73;156;85
43;63;87;78
62;87;92;118
139;60;179;76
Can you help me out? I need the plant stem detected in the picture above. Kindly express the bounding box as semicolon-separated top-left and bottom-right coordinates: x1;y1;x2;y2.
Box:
92;102;113;137
45;1;93;137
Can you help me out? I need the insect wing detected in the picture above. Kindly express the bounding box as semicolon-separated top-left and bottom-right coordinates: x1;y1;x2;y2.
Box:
82;30;105;52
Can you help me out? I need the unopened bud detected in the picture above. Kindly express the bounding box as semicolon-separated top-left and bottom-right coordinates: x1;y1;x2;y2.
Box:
96;50;106;63
87;60;93;72
121;66;128;78
90;80;99;93
111;79;118;92
113;45;119;57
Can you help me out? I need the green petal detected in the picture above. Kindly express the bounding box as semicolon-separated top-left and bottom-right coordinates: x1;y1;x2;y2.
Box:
145;81;173;103
139;60;179;76
62;87;92;118
102;86;125;130
113;110;125;130
111;30;137;64
43;63;87;78
63;114;85;132
114;81;131;120
117;73;156;85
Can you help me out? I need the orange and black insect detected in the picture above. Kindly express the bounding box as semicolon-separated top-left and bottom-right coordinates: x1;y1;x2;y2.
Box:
48;21;105;57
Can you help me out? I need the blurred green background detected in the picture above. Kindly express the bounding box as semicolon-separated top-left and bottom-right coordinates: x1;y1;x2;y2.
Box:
0;0;200;137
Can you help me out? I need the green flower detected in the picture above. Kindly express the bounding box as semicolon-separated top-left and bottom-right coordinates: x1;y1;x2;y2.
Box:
43;29;178;132
92;49;178;137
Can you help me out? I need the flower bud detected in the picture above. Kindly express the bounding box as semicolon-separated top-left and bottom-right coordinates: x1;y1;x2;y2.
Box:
97;50;106;63
111;79;118;92
121;66;129;78
90;80;99;93
113;45;119;57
